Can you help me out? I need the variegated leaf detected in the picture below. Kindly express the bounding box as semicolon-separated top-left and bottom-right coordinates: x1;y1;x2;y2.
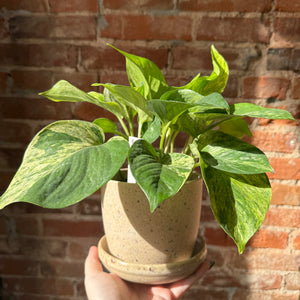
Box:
0;120;129;209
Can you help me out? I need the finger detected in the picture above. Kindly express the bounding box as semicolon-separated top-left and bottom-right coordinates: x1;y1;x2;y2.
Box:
169;259;212;298
84;245;104;277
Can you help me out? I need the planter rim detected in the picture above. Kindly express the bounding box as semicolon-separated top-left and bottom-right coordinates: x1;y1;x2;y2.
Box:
98;235;207;284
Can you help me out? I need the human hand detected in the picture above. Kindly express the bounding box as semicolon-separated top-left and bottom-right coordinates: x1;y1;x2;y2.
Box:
84;245;213;300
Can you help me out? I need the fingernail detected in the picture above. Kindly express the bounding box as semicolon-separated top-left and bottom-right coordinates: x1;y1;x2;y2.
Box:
209;261;215;269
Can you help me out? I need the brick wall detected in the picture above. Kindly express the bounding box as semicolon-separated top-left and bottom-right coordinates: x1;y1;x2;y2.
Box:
0;0;299;299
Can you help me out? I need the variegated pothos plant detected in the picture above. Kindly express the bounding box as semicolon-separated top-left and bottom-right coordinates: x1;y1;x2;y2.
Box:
0;45;294;253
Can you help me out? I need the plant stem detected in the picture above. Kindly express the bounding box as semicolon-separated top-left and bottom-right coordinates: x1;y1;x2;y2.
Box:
115;131;128;140
164;128;172;153
128;119;134;136
170;131;179;153
160;122;171;153
182;135;193;154
193;161;201;168
119;118;130;137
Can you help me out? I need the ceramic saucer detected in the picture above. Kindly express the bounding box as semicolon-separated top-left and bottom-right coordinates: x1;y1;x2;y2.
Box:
98;235;207;284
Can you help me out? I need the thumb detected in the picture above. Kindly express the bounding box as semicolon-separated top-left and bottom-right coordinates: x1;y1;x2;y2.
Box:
85;245;103;277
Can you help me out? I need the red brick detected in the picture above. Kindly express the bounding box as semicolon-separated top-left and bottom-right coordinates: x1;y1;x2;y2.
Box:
0;72;7;93
77;198;101;215
200;205;215;222
0;120;32;144
248;229;288;249
204;227;236;247
164;73;190;87
0;44;77;68
0;217;6;234
103;0;173;9
16;236;68;258
258;118;298;127
11;70;53;92
179;0;271;12
196;17;270;43
171;47;214;71
101;15;193;41
75;281;87;297
203;270;282;289
202;270;244;288
267;158;300;180
285;273;300;290
69;239;95;259
242;77;290;100
53;72;98;92
80;45;123;70
42;219;103;237
9;16;96;40
80;45;168;72
264;208;300;227
291;76;300;99
100;71;129;86
243;131;297;153
123;15;192;41
2;277;74;295
0;171;15;195
273;18;300;46
290;49;300;72
223;75;239;98
247;274;282;290
232;289;298;300
15;217;40;235
172;46;259;71
74;102;118;122
205;246;225;267
40;260;83;277
0;0;48;12
275;0;300;12
49;0;98;12
0;16;8;39
2;294;52;300
0;257;39;275
293;235;300;250
267;48;292;70
226;249;300;271
271;183;300;206
0;148;25;170
0;96;74;120
99;15;122;39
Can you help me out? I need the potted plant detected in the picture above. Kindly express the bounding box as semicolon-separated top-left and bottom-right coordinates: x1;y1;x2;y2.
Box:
0;45;294;283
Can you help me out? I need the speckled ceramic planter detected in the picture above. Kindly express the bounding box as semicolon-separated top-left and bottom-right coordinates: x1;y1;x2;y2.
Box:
100;172;203;266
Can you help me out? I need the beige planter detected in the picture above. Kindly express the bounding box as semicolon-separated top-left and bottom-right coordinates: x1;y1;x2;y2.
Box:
100;172;203;265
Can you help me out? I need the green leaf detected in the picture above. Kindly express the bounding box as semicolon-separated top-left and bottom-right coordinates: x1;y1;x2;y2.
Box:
191;92;229;111
219;117;252;138
108;44;169;99
197;131;273;174
230;103;295;120
40;80;101;106
93;118;118;134
101;84;153;124
0;121;129;209
179;45;229;95
161;89;229;110
201;162;271;253
128;139;194;212
87;90;128;121
175;112;234;137
160;89;203;102
147;100;194;124
142;117;161;143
